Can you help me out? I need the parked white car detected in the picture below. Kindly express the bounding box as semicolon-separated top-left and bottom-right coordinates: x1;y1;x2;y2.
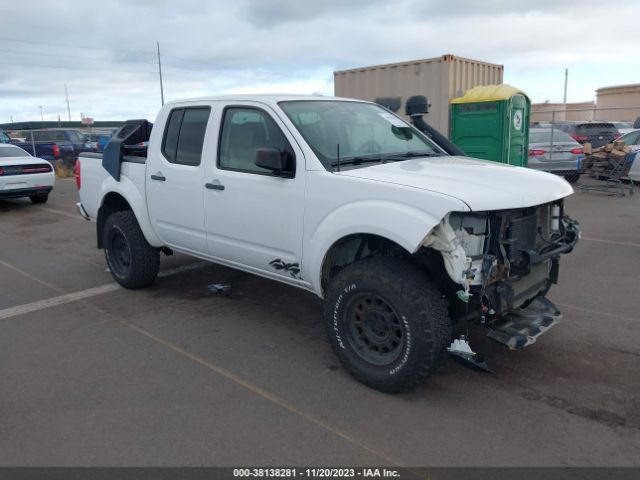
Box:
618;129;640;182
0;144;55;204
76;95;580;392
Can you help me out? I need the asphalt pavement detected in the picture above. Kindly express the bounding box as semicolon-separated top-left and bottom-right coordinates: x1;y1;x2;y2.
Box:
0;178;639;466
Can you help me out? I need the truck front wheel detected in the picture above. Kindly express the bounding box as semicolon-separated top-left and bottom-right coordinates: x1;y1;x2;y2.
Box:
103;210;159;289
324;257;451;393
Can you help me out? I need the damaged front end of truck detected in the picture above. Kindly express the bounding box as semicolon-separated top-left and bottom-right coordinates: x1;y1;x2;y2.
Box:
419;199;580;357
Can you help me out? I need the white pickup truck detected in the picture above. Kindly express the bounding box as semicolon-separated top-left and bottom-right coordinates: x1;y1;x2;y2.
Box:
76;95;579;392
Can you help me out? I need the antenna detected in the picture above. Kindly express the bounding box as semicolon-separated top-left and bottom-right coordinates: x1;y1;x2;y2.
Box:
336;143;341;172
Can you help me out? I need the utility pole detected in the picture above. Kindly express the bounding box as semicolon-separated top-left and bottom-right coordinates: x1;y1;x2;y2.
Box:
563;68;568;105
39;105;44;128
64;84;71;122
157;41;165;106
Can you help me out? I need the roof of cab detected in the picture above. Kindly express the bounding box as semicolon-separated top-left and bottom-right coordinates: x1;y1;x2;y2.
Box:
164;94;365;107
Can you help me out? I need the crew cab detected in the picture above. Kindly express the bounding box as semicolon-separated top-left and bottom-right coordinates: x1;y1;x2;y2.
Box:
76;95;579;393
0;144;55;203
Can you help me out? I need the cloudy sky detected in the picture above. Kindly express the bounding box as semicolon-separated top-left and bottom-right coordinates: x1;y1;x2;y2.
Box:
1;0;638;123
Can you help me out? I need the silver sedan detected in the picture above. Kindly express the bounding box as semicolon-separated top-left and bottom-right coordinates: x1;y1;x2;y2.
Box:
528;128;584;183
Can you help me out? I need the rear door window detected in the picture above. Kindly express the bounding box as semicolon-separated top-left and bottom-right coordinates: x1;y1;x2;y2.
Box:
161;107;211;166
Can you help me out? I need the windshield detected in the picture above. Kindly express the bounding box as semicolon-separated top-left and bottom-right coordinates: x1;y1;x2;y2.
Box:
279;100;441;169
0;130;10;143
620;130;640;145
0;145;30;157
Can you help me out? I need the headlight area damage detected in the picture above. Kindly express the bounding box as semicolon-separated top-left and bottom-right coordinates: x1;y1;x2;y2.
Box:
419;199;580;355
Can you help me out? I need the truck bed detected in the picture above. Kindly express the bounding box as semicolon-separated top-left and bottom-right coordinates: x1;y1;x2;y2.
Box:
81;151;147;164
78;151;148;222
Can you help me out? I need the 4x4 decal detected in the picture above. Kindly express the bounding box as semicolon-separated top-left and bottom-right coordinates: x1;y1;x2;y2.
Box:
269;259;300;278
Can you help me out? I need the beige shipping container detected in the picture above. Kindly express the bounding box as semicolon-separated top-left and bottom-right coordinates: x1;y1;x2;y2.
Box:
334;54;503;135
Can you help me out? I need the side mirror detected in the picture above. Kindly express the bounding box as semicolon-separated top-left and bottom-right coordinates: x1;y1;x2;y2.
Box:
255;147;293;176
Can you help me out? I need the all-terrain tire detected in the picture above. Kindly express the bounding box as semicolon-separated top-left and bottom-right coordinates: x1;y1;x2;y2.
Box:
103;210;160;289
29;194;48;204
324;257;451;393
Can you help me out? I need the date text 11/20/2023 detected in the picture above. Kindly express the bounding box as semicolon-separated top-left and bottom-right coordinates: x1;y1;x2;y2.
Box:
232;468;401;478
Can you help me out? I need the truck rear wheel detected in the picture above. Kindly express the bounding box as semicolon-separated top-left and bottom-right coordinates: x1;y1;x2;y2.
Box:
324;257;450;393
103;210;159;289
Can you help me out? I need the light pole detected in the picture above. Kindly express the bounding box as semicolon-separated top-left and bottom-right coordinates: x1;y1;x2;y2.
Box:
38;105;44;128
64;84;71;122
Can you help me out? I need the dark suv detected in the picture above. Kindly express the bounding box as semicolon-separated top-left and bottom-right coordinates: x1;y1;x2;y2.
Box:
554;122;620;148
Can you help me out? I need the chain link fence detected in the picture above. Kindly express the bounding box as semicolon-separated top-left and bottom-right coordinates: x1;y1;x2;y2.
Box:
528;106;639;190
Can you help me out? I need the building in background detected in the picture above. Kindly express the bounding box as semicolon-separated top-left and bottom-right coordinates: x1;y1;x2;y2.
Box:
530;101;595;123
0;120;124;132
334;54;503;136
531;84;640;124
595;84;640;122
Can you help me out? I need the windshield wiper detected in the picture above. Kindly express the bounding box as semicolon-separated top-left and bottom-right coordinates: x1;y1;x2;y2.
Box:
330;151;443;170
382;150;443;160
330;156;385;167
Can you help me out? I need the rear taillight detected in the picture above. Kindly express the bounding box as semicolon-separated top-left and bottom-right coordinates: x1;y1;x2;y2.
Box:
75;160;81;190
570;148;583;155
52;143;60;158
528;149;546;156
570;134;588;142
21;165;52;173
0;167;4;176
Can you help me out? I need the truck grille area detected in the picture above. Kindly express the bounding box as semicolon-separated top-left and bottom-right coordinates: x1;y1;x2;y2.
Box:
505;213;538;265
486;201;562;277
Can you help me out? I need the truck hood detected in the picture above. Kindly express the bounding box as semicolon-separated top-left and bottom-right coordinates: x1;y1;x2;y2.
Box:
337;156;573;211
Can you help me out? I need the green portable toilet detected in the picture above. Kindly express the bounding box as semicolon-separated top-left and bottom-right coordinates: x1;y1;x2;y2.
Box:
450;84;530;167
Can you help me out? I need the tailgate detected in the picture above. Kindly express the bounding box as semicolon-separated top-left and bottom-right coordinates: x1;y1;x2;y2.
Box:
77;153;107;219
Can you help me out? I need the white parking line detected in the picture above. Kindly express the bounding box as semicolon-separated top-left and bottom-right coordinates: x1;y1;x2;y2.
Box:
0;283;119;320
581;237;640;248
37;206;82;220
0;261;209;321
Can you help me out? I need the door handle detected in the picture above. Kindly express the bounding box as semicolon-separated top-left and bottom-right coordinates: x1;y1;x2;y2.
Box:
150;173;166;181
205;182;225;191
